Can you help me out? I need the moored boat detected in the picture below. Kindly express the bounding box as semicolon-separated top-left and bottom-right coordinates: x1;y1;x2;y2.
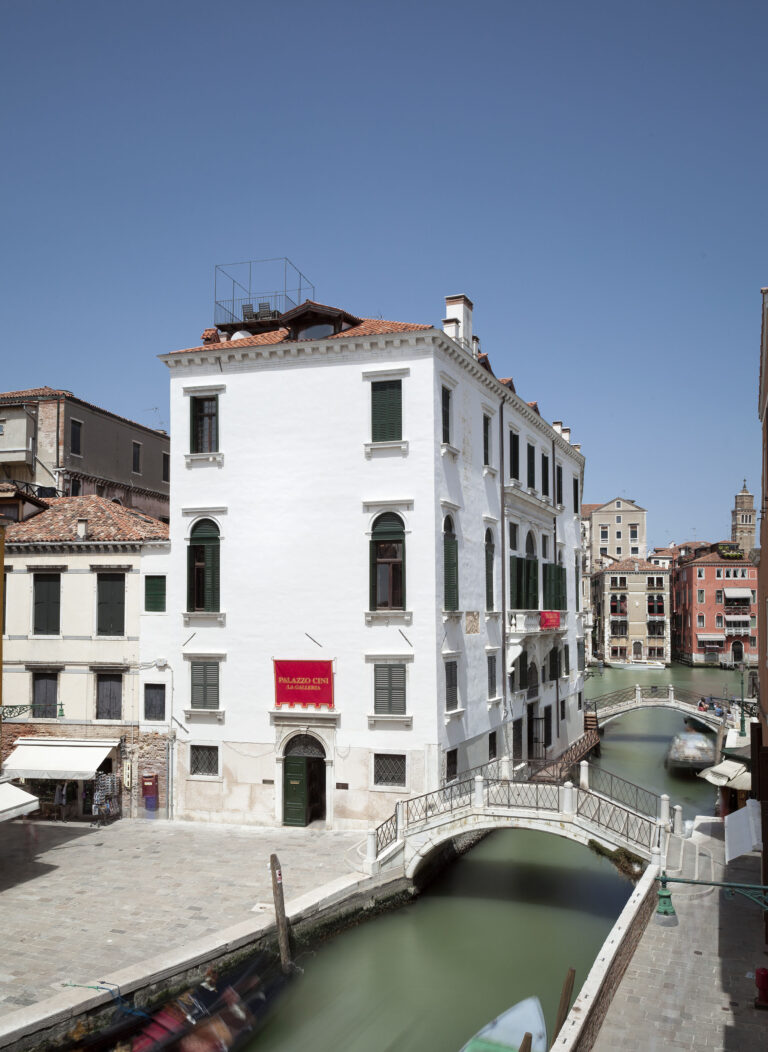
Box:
665;731;716;772
459;996;547;1052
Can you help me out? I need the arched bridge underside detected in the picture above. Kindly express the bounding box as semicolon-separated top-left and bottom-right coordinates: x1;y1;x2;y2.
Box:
368;778;675;880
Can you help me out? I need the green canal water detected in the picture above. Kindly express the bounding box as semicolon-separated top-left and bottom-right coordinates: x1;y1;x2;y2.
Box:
250;666;735;1051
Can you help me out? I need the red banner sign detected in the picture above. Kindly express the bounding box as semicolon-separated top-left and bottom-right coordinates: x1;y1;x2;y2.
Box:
539;611;561;629
274;660;334;708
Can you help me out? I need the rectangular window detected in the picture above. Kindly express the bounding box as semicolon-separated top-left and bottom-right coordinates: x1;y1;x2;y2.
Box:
715;590;723;604
70;419;82;456
541;453;549;496
70;478;81;496
697;614;705;628
488;731;497;761
630;547;639;556
630;525;639;540
697;567;704;579
616;530;622;539
190;396;219;454
482;414;491;466
564;644;570;675
616;514;622;523
97;573;125;635
697;589;704;603
509;523;518;551
144;683;166;721
144;575;166;612
716;569;722;579
132;441;142;474
190;744;219;777
487;654;497;698
441;386;451;444
555;465;563;506
577;641;585;671
96;673;122;720
542;535;549;560
374;753;406;786
445;660;458;711
560;695;565;721
616;547;622;556
371;380;402;442
32;671;57;718
716;614;723;628
573;477;579;513
509;432;520;481
527;444;536;488
191;661;219;710
446;749;458;782
33;573;60;635
162;451;170;483
601;527;609;541
374;664;406;715
543;706;553;748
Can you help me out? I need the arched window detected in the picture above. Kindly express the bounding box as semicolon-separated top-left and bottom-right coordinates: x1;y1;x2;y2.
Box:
187;519;220;612
370;513;404;610
525;531;537;558
443;516;458;611
484;528;494;611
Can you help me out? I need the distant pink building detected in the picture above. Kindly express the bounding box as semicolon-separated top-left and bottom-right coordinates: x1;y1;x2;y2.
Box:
672;542;757;667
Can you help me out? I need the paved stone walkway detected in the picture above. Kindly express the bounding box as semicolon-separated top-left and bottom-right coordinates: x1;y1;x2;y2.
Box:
0;818;365;1017
593;820;768;1051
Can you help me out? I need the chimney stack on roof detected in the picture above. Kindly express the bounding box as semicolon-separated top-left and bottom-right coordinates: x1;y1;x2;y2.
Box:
552;421;563;435
443;294;473;349
76;518;88;540
561;426;571;443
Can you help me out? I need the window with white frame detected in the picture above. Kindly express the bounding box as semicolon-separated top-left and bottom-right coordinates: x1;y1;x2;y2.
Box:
487;654;497;698
374;754;406;786
190;661;219;710
190;744;219;776
445;660;458;711
144;683;166;721
373;664;406;715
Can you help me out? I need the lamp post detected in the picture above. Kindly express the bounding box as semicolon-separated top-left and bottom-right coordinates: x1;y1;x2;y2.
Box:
656;871;768;916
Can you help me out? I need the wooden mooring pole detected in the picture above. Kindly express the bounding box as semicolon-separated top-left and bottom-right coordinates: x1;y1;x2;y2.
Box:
551;967;576;1047
270;853;292;974
519;1034;532;1052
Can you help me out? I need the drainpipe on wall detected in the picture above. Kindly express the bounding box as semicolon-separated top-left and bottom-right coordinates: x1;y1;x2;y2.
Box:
499;397;508;726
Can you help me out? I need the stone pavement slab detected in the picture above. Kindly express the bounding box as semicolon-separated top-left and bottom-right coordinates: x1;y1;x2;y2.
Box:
592;820;768;1051
0;818;365;1017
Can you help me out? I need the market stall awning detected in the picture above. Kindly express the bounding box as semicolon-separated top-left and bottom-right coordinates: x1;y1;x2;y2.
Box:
725;798;762;863
3;738;120;780
723;588;752;599
0;781;39;822
697;759;750;789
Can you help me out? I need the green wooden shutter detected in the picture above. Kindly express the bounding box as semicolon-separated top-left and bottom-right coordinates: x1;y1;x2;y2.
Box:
34;574;60;635
558;566;567;610
487;655;496;698
510;432;519;480
205;543;220;612
441;387;451;444
97;574;125;635
371;381;402;442
526;558;538;610
509;556;519;609
564;645;570;675
445;661;458;710
145;575;166;612
187;545;195;611
444;533;458;611
375;664;406;715
485;539;494;611
191;661;219;710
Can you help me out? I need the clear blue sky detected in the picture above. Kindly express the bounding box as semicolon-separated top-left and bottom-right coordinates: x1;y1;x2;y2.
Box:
1;0;765;548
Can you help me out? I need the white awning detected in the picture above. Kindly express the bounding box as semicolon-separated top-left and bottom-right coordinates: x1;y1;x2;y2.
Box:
3;738;119;780
723;588;752;599
725;798;763;863
696;633;725;641
697;760;749;788
0;781;39;822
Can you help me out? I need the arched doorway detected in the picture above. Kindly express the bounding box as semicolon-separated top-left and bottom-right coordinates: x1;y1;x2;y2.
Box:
283;734;326;827
731;641;744;665
633;641;643;660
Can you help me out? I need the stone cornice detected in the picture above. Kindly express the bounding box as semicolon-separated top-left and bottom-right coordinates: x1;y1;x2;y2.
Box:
5;541;152;555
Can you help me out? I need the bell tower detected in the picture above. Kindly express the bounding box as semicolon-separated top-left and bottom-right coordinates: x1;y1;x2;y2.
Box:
731;480;756;552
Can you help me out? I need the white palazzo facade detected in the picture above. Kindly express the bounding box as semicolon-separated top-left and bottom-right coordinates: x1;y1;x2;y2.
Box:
158;294;587;829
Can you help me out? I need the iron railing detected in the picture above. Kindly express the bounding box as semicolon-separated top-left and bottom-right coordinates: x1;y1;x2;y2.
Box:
404;778;474;827
374;813;398;855
587;766;660;818
576;790;656;851
485;779;560;811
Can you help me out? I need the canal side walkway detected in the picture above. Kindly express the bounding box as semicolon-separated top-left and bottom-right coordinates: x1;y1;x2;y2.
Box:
0;818;367;1036
592;818;767;1052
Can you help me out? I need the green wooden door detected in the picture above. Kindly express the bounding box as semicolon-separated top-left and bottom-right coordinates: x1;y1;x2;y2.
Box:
283;757;308;826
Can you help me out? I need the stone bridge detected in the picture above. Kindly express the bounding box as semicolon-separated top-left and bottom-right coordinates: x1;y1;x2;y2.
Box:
586;684;751;732
365;760;685;880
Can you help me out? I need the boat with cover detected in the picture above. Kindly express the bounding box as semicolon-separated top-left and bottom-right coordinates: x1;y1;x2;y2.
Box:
665;731;716;772
459;996;547;1052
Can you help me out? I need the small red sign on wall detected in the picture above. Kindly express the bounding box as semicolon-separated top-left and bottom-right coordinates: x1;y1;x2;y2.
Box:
540;611;561;629
274;660;334;708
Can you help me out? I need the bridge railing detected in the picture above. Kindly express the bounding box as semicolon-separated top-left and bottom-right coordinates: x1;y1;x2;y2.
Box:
485;779;560;812
576;790;656;852
374;812;398;855
404;777;475;828
586;766;660;819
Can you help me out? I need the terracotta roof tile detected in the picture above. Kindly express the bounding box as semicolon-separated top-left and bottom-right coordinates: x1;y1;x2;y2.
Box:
0;388;167;438
5;496;168;543
171;317;434;355
580;503;602;517
597;557;667;573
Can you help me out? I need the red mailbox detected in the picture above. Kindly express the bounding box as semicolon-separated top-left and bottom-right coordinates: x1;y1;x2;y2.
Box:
141;774;158;798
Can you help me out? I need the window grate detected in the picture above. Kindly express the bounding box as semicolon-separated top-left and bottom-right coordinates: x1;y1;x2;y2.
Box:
190;745;218;777
374;754;406;786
